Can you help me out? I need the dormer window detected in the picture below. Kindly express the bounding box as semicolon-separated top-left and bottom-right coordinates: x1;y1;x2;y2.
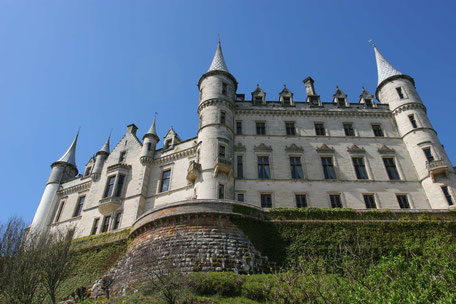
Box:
84;166;92;177
255;96;263;105
365;99;373;108
283;96;291;105
310;96;319;105
337;98;345;107
119;151;126;163
222;83;228;96
164;139;172;149
252;84;266;105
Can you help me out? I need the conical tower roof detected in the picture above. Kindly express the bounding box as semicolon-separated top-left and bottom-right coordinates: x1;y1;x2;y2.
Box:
372;42;402;86
56;132;78;166
143;115;159;141
208;40;229;72
98;134;110;154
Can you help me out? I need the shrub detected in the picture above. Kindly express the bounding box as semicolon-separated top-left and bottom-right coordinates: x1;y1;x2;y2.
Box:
241;274;275;302
191;272;244;297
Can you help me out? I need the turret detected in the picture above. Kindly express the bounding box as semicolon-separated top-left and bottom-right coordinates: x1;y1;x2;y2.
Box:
91;134;110;181
373;42;456;209
30;132;79;235
140;115;159;165
195;40;237;199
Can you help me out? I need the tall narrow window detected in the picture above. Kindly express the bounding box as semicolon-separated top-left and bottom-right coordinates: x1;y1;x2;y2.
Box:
365;99;373;108
236;121;242;135
104;176;116;198
353;157;368;179
84;166;92;177
290;157;303;179
363;194;377;209
409;115;418;128
90;218;100;235
219;145;226;158
160;170;171;192
113;212;122;230
237;156;244;178
330;194;342;208
261;194;272;208
296;194;307;208
396;87;405;99
423;148;434;163
101;216;111;233
258;156;270;179
372;124;384;137
343;123;355;136
321;157;336;180
315;123;326;136
256;122;266;135
222;83;228;96
220;111;226;124
54;201;65;223
218;184;225;199
146;142;152;151
115;175;125;197
237;193;245;202
73;196;85;217
383;158;400;180
442;186;454;206
285;122;296;135
396;195;410;209
119;151;126;163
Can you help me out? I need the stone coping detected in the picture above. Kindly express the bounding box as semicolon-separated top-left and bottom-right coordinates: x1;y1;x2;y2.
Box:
131;199;264;237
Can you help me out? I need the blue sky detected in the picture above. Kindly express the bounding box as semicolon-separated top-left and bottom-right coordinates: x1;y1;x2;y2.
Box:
1;0;455;223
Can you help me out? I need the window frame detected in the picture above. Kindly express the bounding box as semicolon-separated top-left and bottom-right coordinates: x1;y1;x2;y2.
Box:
383;157;401;180
218;183;225;199
285;122;296;136
257;155;271;179
295;194;307;208
352;157;369;180
260;193;272;208
423;147;435;163
372;124;384;137
321;156;336;180
160;169;172;192
256;121;266;135
112;212;122;230
289;156;303;180
236;155;244;179
90;218;100;235
441;186;454;206
237;193;245;202
119;151;127;163
329;194;343;208
54;200;65;223
409;114;418;129
343;123;355;136
314;123;326;136
396;194;411;209
222;82;228;96
363;194;377;209
101;216;111;233
73;195;85;217
220;111;226;124
236;121;242;135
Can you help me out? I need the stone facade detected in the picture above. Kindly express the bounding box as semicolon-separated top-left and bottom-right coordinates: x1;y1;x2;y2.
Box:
30;42;456;239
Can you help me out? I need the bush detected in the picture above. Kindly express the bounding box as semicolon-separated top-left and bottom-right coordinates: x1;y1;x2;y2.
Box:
190;272;244;297
241;274;275;302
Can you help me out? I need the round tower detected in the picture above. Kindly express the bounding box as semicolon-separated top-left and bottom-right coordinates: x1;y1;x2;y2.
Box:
373;44;456;209
195;41;237;199
91;134;110;181
30;132;79;235
140;115;159;165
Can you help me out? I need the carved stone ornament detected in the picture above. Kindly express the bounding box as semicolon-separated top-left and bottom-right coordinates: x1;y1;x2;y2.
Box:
285;144;304;153
347;144;365;153
377;144;395;154
316;144;334;153
254;143;273;152
234;143;246;152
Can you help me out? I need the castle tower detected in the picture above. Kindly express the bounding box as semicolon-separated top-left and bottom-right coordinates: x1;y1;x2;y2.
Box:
195;40;237;199
373;43;456;209
140;115;159;164
91;134;110;181
30;132;79;234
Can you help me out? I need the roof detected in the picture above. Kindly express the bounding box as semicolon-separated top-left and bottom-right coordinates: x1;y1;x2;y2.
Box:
208;40;229;72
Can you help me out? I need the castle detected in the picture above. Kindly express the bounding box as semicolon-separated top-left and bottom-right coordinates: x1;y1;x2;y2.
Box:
30;41;456;238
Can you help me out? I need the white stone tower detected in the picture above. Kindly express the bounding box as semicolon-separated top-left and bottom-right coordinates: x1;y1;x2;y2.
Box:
373;43;456;208
195;41;237;199
30;132;79;234
91;134;110;181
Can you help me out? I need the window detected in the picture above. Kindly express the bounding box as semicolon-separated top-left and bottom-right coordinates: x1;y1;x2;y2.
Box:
321;157;336;180
219;145;226;158
101;216;111;233
396;87;405;99
90;218;100;235
84;166;92;177
315;123;325;136
285;122;296;135
353;157;368;179
54;201;65;223
283;96;291;105
363;194;377;209
343;123;355;136
222;83;228;96
164;139;172;149
115;175;125;197
113;212;122;230
423;148;434;163
396;195;410;209
160;170;171;192
365;99;373;108
220;111;226;124
119;151;126;163
296;194;307;208
442;186;454;206
254;96;263;105
330;195;342;208
237;156;244;178
237;193;244;202
218;184;225;199
337;98;345;107
310;96;319;105
104;176;116;198
236;121;242;135
257;156;270;179
372;124;384;137
73;196;85;217
383;158;400;180
290;157;303;179
146;142;152;151
256;122;266;135
409;115;418;129
261;194;272;208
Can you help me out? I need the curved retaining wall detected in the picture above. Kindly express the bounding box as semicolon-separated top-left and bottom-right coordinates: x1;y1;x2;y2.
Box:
100;200;270;296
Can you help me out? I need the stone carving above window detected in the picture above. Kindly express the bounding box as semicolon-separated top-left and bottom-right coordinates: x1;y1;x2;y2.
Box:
254;143;272;152
316;144;334;153
285;144;304;153
377;144;395;154
234;143;246;152
347;144;365;153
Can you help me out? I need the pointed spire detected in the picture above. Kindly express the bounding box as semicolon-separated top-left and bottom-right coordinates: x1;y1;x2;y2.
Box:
57;131;78;166
99;133;110;154
370;40;402;86
208;40;229;72
143;113;159;141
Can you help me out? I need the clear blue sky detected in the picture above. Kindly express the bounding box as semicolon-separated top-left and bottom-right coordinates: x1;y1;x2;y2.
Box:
1;0;455;224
